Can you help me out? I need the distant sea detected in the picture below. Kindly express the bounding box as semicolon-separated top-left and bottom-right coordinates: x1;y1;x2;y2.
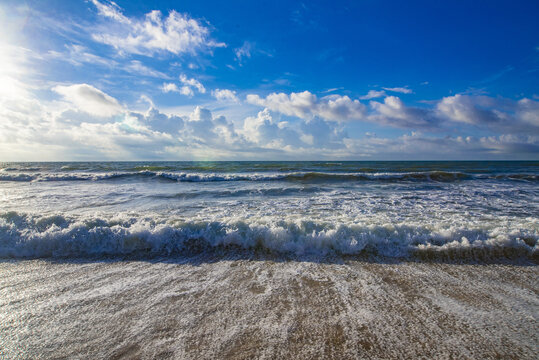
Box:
1;161;538;358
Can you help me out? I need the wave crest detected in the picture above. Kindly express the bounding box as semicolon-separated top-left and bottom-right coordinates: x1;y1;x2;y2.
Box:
0;212;536;260
0;170;537;183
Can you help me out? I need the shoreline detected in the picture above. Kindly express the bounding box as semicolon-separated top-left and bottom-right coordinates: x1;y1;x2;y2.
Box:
1;255;537;359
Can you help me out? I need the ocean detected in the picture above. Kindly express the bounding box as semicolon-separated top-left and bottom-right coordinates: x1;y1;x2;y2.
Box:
0;161;537;259
1;161;538;358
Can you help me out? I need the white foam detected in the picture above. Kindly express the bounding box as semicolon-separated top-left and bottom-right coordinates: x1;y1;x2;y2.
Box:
0;170;536;183
0;212;536;259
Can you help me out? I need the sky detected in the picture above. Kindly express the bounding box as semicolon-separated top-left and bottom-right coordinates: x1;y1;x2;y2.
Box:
0;0;538;161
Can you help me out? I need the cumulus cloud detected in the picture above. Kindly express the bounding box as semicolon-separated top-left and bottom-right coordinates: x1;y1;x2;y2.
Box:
382;87;413;94
368;96;439;130
244;89;539;135
359;90;386;100
518;98;539;128
2;82;538;160
90;0;225;56
161;83;179;93
162;75;205;97
246;91;367;122
242;108;304;149
179;74;205;93
300;117;347;149
437;95;501;125
53;83;123;117
212;89;239;102
184;106;247;148
179;86;194;97
365;94;539;133
129;107;184;134
0;99;177;160
437;94;539;133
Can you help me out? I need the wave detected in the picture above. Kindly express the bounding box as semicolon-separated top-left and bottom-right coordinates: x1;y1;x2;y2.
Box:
0;212;536;260
0;170;537;183
150;186;327;200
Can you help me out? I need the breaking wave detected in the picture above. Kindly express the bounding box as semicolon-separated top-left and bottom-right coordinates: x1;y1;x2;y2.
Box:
0;171;537;183
0;212;536;260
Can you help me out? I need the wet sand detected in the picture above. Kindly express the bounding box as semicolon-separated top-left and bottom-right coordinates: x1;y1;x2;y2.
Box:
1;254;537;359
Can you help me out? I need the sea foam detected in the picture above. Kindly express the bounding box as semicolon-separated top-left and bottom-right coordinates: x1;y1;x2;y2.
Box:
0;170;537;183
0;212;536;260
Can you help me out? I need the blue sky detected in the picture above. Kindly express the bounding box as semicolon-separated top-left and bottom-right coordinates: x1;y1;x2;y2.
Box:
0;0;538;160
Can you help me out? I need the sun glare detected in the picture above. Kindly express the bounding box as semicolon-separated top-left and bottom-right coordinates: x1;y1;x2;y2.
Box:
0;5;31;99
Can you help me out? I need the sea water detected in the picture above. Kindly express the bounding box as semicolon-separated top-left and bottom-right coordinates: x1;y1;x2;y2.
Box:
0;161;537;260
1;161;538;358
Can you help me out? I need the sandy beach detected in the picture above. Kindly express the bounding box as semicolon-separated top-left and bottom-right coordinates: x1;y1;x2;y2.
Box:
1;254;537;359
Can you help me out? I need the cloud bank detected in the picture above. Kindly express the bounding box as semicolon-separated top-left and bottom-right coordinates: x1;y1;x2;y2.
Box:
246;90;539;136
1;83;537;160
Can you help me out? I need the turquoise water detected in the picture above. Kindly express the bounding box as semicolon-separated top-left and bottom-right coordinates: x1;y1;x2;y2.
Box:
0;161;537;258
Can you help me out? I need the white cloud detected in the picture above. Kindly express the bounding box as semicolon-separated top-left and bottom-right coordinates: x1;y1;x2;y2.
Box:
0;99;177;161
0;43;34;100
1;78;538;160
246;91;367;122
235;41;252;64
437;95;496;125
241;108;275;143
437;94;539;133
184;106;247;148
241;108;304;148
130;107;185;134
179;74;205;93
369;96;438;129
180;86;194;97
90;0;129;24
47;44;117;67
300;117;347;149
321;87;345;94
161;83;179;93
125;60;170;78
359;90;386;100
382;87;413;94
212;89;239;102
139;94;154;107
162;75;205;97
518;98;539;128
52;83;123;117
90;0;225;56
